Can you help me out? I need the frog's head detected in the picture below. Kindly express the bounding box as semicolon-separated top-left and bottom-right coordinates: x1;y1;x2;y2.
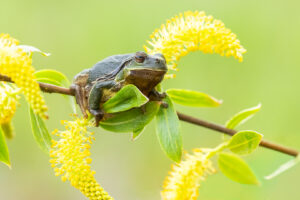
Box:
126;51;167;72
122;52;168;92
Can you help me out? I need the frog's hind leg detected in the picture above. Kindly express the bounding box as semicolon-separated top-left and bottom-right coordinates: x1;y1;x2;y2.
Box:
74;85;88;118
82;89;89;115
88;80;115;126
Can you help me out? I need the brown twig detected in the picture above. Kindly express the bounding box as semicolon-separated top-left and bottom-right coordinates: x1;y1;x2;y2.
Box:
1;73;298;157
0;74;74;95
177;112;299;157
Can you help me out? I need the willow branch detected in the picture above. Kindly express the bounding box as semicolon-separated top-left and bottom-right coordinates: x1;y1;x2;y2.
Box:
1;74;298;157
177;112;298;157
0;74;73;95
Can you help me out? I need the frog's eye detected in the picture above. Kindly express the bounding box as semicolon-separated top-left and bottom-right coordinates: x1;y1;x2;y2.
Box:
135;52;147;63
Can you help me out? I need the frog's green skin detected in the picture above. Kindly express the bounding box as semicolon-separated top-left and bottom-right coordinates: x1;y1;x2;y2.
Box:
72;51;167;126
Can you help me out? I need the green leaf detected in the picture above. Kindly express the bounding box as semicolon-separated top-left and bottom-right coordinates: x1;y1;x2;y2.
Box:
100;102;159;134
166;88;222;107
33;77;61;86
218;152;259;185
29;107;52;154
34;69;76;113
1;122;15;139
132;127;145;141
103;84;148;113
265;156;300;180
227;130;263;155
156;96;182;162
35;70;69;86
0;127;10;168
18;45;50;56
226;104;261;129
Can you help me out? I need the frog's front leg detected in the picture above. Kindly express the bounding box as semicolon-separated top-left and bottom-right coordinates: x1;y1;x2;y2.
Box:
148;89;168;108
149;90;166;100
88;80;115;126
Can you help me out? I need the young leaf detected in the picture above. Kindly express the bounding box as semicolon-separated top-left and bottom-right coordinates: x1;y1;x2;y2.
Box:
34;69;76;113
33;77;61;86
218;152;259;185
34;69;69;86
227;131;263;155
132;127;144;141
29;107;52;154
156;96;182;162
100;102;159;134
265;156;300;180
225;104;261;129
103;84;148;113
17;45;50;56
1;122;15;139
166;88;222;107
0;127;10;168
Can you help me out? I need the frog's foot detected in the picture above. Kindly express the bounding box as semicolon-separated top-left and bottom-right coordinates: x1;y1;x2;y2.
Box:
158;92;167;99
160;101;168;109
89;109;104;127
149;90;167;101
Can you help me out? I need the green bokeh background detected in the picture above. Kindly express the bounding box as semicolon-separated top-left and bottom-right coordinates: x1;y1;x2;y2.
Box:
1;0;300;199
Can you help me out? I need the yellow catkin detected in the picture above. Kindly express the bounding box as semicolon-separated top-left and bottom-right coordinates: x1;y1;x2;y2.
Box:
161;149;215;200
0;83;20;124
50;117;113;200
0;33;48;119
144;11;246;72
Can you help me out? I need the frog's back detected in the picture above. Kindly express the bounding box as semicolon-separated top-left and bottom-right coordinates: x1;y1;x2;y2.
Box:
88;54;133;83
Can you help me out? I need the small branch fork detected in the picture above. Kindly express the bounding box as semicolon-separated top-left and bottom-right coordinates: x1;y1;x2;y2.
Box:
1;74;298;157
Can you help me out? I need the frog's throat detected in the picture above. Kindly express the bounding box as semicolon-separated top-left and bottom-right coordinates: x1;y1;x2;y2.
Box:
125;68;165;92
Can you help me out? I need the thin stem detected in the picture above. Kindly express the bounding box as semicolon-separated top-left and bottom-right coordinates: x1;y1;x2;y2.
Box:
0;74;74;95
1;73;298;157
177;112;299;157
206;142;229;159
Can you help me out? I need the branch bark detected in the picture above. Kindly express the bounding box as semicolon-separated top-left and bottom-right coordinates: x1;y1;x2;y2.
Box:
1;74;298;157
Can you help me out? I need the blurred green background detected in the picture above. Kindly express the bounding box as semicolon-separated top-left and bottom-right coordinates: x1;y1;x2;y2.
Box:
1;0;300;199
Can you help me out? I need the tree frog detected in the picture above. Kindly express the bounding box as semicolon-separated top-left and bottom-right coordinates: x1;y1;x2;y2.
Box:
72;51;168;126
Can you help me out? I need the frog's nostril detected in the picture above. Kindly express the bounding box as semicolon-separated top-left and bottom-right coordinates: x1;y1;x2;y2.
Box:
156;58;166;65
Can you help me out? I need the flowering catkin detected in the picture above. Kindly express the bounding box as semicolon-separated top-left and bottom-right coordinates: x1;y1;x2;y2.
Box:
145;11;246;72
161;149;215;200
50;117;113;200
0;83;20;125
0;33;48;119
